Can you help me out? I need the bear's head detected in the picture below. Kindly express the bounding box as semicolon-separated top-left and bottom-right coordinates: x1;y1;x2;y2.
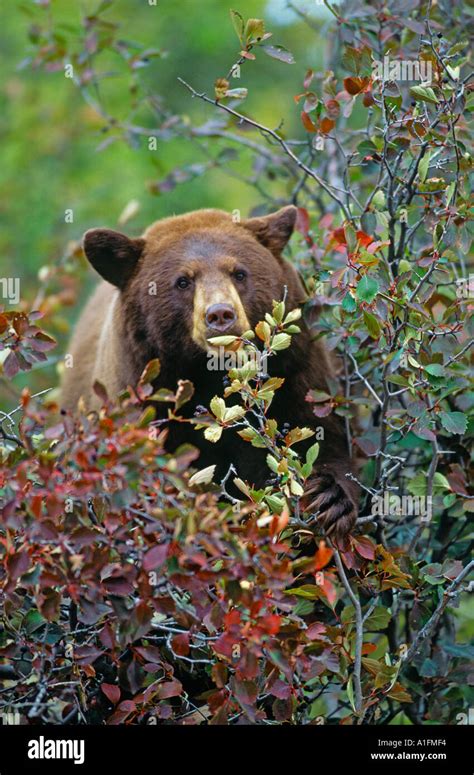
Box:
83;206;304;367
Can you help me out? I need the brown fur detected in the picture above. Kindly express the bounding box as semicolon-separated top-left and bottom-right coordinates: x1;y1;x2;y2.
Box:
61;206;359;538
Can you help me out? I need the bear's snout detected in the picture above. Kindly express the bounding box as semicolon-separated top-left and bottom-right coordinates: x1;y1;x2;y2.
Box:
205;303;237;332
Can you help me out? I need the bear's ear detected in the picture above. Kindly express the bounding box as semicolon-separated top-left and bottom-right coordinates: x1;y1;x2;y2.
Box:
83;229;145;289
241;205;297;256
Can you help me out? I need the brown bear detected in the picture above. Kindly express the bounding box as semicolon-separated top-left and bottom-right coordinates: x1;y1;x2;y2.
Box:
61;206;358;538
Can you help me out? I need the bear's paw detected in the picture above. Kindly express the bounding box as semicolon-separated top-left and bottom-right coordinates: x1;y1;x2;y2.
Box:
302;471;358;542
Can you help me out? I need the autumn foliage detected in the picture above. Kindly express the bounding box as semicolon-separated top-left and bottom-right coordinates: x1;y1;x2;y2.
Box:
0;0;473;725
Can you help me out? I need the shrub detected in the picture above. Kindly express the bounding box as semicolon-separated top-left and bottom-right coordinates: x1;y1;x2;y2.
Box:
0;0;472;725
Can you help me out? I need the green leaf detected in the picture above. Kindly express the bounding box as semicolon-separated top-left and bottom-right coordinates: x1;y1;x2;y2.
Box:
424;363;444;377
445;181;456;206
230;9;245;43
286;427;314;445
210;396;226;420
188;465;216;486
238;427;267;448
272;300;285;323
233;477;250;497
244;18;265;42
439;411;467;435
365;606;391;631
223;405;246;422
408;471;451;496
409;85;438;104
341;45;371;76
342;293;357;312
137;405;156;427
284;308;302;324
363;310;382;339
306;443;320;468
285;584;322;599
204;424;223;443
265;494;286;514
271;333;292;351
290;479;305;496
447;40;469;56
139;358;161;384
356;275;379;303
262;45;295;64
346;675;356;712
398;259;412;274
24;608;45;635
418;152;430;183
344;222;357;252
372;190;386;210
266;454;279;474
207;335;238;346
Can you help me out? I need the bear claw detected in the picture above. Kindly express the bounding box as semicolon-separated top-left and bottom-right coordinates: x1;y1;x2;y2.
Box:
302;471;358;541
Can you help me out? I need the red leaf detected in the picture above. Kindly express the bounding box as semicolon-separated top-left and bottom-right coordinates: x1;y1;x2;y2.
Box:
224;609;241;628
74;645;103;665
319;576;337;607
301;110;317;132
343;76;371;95
356;230;374;247
320;117;335;134
27;332;56;352
211;662;228;689
103;577;134;596
106;700;136;725
313;402;333;418
259;614;281;635
352;535;376;560
99;624;116;650
3;351;20;379
157;680;182;700
314;540;333;571
135;645;163;663
295;207;310;236
331;227;347;245
6;550;30;581
325;99;340;118
233;678;258;706
306;622;326;640
172;632;190;656
269;679;291;700
143;543;168;571
37;590;61;622
362;643;377;655
101;683;120;705
272;697;292;721
92;380;108;403
118;700;135;712
446;464;468;496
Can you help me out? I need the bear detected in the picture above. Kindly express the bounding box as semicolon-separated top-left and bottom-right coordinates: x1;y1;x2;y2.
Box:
60;206;359;538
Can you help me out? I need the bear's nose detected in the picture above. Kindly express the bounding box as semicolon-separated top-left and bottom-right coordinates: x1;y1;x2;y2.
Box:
205;303;237;332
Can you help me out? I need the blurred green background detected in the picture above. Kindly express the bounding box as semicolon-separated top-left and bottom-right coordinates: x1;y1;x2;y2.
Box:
0;0;337;293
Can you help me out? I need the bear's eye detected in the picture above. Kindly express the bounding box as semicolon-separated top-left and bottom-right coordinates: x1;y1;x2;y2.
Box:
176;276;191;290
233;269;247;283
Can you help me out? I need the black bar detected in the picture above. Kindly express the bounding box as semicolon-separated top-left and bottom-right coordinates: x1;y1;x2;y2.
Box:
0;724;471;773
